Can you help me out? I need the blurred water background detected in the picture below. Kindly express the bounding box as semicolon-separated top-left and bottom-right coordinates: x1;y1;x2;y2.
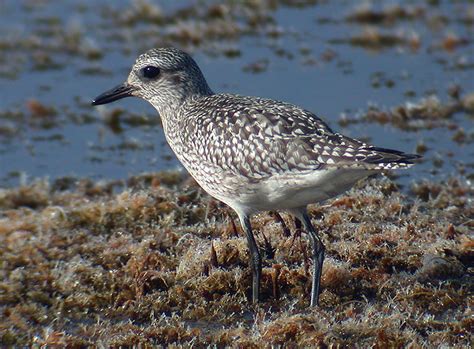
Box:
0;0;472;187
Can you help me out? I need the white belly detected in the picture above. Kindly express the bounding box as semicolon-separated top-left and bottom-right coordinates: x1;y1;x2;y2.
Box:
224;168;375;213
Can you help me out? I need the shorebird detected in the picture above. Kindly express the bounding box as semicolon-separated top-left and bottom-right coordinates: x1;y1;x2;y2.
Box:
92;47;420;307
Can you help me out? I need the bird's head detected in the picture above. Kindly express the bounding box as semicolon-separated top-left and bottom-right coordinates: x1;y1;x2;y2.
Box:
92;47;212;113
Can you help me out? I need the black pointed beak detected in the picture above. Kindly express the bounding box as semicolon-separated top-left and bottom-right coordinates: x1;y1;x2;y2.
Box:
91;83;137;106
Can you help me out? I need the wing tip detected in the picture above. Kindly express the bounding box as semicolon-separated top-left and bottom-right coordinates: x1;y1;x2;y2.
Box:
363;146;423;168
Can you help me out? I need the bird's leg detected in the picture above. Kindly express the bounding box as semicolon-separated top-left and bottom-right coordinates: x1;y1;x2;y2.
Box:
271;211;291;237
238;214;262;304
299;210;325;307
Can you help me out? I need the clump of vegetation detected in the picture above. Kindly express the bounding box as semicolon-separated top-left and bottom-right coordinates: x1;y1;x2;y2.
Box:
339;89;474;134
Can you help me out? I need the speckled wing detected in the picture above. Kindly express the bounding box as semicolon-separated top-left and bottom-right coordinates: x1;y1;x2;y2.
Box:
182;94;419;179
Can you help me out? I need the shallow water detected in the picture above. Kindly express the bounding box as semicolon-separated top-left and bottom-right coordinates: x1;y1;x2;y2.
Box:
0;0;473;187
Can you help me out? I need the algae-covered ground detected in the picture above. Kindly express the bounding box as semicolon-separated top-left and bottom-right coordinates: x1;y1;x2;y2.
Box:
0;173;472;346
0;0;473;347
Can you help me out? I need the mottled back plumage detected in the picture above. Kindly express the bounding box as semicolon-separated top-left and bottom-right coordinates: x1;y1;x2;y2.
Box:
176;94;417;178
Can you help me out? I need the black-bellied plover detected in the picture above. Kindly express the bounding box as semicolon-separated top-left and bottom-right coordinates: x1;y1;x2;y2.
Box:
92;47;420;307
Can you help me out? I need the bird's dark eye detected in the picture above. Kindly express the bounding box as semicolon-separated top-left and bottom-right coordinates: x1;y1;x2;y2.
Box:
142;66;161;79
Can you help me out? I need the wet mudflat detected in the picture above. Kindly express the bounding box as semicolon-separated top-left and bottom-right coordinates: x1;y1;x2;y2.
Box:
0;0;473;347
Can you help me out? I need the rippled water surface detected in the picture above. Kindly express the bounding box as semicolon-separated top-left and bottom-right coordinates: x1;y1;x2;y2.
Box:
0;0;473;187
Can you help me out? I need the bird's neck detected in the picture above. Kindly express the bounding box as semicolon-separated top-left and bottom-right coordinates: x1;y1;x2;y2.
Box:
152;89;213;137
154;89;210;115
